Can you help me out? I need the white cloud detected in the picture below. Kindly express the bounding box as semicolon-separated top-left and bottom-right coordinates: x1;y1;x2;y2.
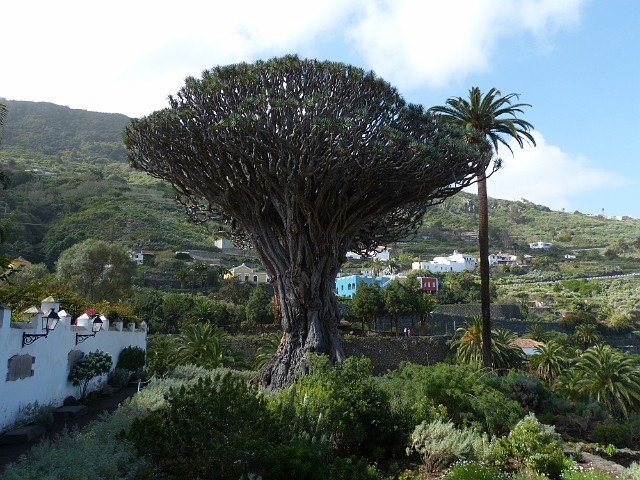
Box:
2;0;586;116
346;0;584;90
478;132;624;212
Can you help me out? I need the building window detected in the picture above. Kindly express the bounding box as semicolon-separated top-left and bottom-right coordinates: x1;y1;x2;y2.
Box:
253;275;258;283
245;273;249;281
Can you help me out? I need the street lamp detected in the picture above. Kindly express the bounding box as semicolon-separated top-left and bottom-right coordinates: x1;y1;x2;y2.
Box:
22;308;60;348
75;314;103;345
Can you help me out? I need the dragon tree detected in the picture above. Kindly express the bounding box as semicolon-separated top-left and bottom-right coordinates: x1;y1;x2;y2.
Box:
124;55;492;387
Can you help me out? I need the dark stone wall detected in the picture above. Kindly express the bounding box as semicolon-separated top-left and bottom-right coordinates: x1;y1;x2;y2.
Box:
230;334;451;376
341;335;451;375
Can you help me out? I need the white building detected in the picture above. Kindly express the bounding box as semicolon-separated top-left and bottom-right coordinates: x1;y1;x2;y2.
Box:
412;250;476;273
488;252;518;266
529;241;552;250
345;247;390;262
214;238;234;250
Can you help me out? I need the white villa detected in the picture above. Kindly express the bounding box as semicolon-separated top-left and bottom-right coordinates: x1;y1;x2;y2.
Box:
412;250;476;273
488;252;518;266
529;241;552;250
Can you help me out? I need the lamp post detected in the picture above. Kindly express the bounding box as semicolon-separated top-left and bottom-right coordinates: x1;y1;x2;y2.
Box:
75;314;103;345
22;308;60;348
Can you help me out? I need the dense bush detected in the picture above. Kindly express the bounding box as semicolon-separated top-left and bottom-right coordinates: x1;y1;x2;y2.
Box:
492;414;566;478
107;368;131;390
592;414;640;449
115;346;146;372
378;362;525;436
126;371;282;479
407;419;485;472
276;355;404;462
68;349;112;398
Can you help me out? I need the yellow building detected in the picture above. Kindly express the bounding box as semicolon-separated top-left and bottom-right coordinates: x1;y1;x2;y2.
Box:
224;263;270;284
10;256;32;269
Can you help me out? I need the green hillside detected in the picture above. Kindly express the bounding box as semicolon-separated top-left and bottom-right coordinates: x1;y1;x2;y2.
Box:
0;99;639;270
0;100;218;266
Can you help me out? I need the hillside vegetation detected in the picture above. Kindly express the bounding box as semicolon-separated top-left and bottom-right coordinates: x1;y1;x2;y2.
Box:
0;99;639;270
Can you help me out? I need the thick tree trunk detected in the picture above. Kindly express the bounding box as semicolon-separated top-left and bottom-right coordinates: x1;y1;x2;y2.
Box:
477;173;493;371
250;229;346;387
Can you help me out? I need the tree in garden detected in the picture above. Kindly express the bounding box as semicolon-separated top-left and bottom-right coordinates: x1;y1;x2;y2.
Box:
68;350;112;398
245;283;275;332
529;340;567;386
349;281;384;332
56;238;136;302
174;323;243;369
452;316;524;372
430;87;535;371
573;322;601;350
573;344;640;417
125;55;491;387
383;278;418;335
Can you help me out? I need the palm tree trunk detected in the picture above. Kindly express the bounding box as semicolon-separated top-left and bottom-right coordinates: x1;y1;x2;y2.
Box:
477;173;492;371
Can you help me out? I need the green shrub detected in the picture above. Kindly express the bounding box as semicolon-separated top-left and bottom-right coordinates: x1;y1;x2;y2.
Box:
126;371;283;479
68;350;112;398
492;413;566;478
107;368;130;390
500;373;551;412
592;414;640;449
277;355;404;462
445;462;509;480
407;419;484;472
378;362;525;436
116;346;146;372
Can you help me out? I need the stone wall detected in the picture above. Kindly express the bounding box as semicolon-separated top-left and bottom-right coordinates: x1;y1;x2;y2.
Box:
231;334;451;376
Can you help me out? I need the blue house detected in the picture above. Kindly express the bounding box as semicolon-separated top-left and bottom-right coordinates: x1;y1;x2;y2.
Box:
334;274;393;299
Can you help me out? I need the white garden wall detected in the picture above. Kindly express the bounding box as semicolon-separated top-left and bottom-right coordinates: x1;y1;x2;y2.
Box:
0;302;146;433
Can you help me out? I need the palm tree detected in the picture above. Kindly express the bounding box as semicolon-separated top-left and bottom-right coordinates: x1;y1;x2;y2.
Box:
573;323;601;350
452;315;483;368
452;316;523;372
430;87;535;371
529;340;567;386
174;323;244;369
492;328;525;373
574;344;640;417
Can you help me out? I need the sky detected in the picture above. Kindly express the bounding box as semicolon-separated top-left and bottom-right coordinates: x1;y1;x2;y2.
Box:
2;0;639;217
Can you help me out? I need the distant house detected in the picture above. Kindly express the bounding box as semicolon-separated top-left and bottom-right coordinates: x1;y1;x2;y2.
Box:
488;252;518;266
225;263;270;284
564;254;577;259
130;251;156;265
345;247;390;262
529;241;552;250
510;338;544;356
9;256;31;269
412;250;476;273
417;276;439;293
334;274;394;299
214;238;234;250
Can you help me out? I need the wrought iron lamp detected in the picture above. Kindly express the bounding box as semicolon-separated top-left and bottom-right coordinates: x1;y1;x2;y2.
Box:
22;308;60;348
76;314;103;345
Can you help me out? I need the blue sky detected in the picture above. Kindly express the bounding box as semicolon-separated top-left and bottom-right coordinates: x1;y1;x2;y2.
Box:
2;0;639;217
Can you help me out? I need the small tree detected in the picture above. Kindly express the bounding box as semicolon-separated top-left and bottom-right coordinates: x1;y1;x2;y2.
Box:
349;282;384;332
245;284;275;332
56;239;136;302
68;350;113;398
